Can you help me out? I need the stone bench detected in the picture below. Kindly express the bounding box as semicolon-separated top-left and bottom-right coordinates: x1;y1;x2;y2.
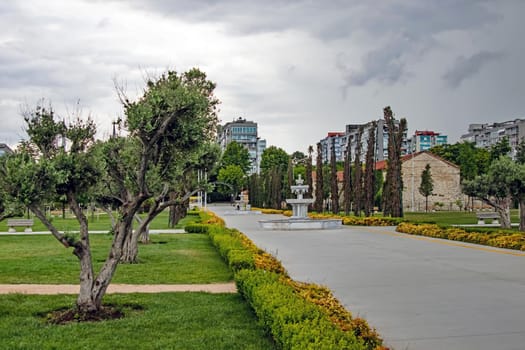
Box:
7;219;34;233
476;212;499;225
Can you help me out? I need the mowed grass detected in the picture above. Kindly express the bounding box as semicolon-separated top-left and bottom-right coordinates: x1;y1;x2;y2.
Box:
0;210;189;233
403;209;520;226
0;234;233;284
0;231;275;349
0;293;276;350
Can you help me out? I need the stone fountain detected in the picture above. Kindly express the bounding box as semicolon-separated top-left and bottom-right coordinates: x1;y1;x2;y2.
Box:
259;175;342;230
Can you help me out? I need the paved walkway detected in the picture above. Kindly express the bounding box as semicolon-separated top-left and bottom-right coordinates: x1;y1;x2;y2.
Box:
211;204;525;350
0;283;237;294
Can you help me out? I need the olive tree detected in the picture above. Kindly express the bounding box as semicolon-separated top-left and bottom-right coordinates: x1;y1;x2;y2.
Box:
0;103;102;316
107;68;219;264
463;156;516;228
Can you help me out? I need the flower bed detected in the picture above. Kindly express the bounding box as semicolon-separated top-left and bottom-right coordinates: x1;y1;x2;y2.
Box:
396;222;525;251
254;207;402;227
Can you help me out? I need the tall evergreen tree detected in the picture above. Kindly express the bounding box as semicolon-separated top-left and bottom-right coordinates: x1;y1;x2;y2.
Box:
343;135;352;215
286;157;294;199
363;122;376;216
382;106;406;217
314;142;324;212
306;145;314;200
330;138;339;214
270;167;283;209
248;173;263;207
419;163;434;212
353;127;363;216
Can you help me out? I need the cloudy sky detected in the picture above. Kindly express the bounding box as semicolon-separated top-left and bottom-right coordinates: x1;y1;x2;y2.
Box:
1;0;523;153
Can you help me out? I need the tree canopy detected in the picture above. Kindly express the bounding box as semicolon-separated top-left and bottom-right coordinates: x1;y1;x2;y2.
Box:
430;142;489;181
260;146;289;173
0;68;220;318
221;141;251;174
462;156;517;228
217;164;245;197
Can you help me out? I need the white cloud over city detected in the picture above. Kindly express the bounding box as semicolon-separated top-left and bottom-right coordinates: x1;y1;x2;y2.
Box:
1;0;523;153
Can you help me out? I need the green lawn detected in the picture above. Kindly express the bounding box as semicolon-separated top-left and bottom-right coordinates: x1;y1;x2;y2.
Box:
0;210;195;232
0;293;275;350
0;234;232;284
403;209;520;226
0;232;275;349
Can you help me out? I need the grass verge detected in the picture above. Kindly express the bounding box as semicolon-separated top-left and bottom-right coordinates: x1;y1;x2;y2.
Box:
0;293;275;350
0;234;232;284
0;209;203;233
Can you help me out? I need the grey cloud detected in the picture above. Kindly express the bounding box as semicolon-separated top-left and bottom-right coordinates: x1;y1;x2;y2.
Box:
345;40;409;87
105;0;499;41
443;51;504;88
334;1;501;91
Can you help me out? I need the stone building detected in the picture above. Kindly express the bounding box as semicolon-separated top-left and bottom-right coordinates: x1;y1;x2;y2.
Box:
377;151;463;212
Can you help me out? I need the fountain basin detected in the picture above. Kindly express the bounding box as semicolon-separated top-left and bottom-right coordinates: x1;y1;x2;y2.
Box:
258;218;342;230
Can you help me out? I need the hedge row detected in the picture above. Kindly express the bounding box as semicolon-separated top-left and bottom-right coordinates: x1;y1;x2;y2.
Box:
205;215;387;350
184;224;209;233
397;222;525;251
237;269;364;350
252;207;401;227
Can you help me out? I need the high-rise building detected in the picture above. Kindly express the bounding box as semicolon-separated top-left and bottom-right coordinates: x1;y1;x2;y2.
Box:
460;119;525;157
408;130;448;153
319;132;346;163
319;119;408;163
218;117;266;173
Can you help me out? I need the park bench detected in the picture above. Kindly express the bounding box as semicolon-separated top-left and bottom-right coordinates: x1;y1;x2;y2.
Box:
7;219;34;233
476;212;499;225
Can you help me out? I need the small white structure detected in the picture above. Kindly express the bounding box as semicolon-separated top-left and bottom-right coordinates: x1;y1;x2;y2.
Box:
286;175;314;218
259;175;341;230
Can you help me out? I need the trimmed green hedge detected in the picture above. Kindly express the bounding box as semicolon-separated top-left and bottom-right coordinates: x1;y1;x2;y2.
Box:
397;222;525;251
236;269;364;350
204;217;387;350
184;224;209;233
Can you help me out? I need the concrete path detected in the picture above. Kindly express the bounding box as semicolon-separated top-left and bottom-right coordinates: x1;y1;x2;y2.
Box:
211;204;525;350
0;283;237;295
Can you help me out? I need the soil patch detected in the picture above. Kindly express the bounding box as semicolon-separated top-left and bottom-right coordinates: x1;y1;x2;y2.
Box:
46;306;124;324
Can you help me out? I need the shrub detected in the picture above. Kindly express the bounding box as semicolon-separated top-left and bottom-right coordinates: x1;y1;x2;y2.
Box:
341;216;402;226
206;222;387;349
396;222;525;251
227;249;255;271
236;269;365;350
184;224;209;233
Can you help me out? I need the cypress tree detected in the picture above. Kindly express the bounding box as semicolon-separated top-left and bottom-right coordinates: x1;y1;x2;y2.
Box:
353;127;363;216
314;142;324;212
343;135;352;215
330;138;339;214
419;163;434;212
363;122;377;216
382;106;406;217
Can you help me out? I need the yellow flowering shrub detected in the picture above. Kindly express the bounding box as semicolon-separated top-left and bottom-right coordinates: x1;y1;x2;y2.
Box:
252;207;285;214
396;222;525;251
342;216;401;226
201;210;226;226
206;215;387;349
290;280;386;350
